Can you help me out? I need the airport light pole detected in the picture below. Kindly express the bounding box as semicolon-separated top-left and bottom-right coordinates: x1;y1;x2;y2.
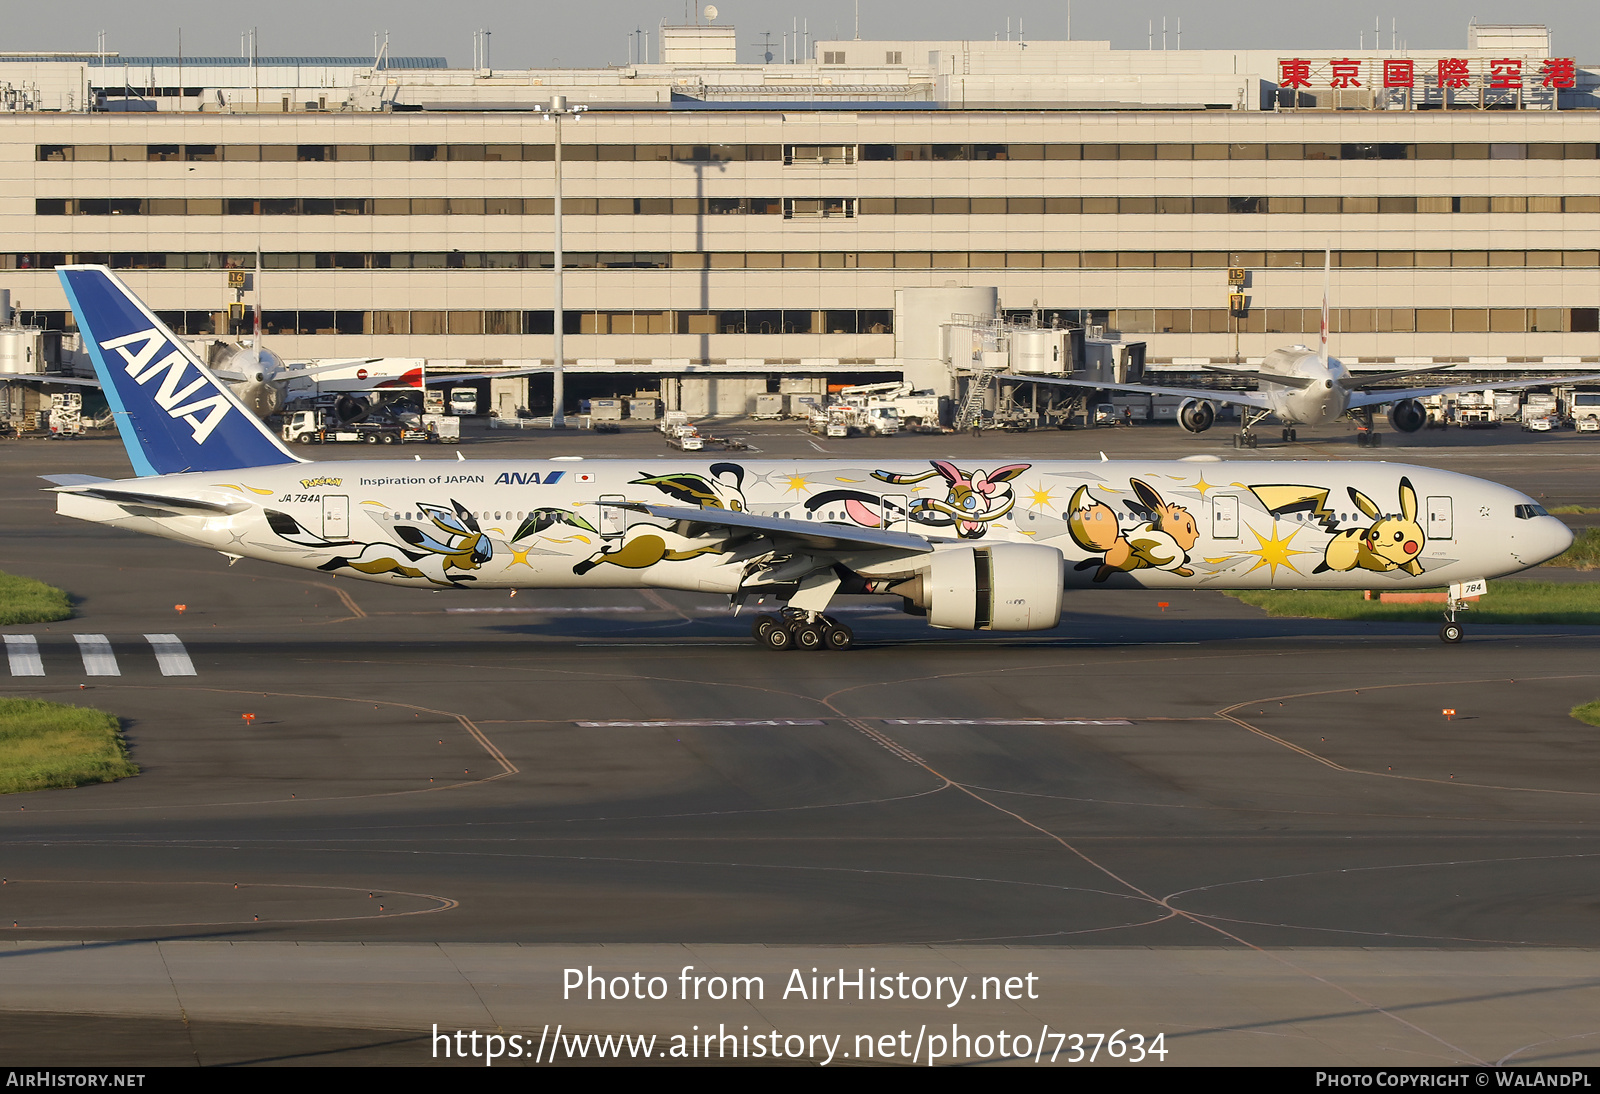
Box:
546;95;586;427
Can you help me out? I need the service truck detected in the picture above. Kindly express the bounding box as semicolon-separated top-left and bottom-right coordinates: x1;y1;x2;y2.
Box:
282;408;437;445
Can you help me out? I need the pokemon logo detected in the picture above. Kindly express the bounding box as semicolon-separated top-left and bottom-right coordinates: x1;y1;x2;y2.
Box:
299;476;344;489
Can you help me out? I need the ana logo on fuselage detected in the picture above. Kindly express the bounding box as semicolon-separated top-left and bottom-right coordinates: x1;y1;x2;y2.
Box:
494;471;565;486
98;328;233;445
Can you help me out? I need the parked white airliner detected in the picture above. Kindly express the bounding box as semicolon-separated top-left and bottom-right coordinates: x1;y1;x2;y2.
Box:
1009;255;1599;447
48;266;1572;647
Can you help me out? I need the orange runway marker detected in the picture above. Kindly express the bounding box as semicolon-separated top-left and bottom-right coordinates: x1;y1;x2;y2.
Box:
1442;708;1456;721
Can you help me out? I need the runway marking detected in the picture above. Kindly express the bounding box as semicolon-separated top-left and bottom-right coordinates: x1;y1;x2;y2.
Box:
73;634;120;677
577;719;825;727
816;660;1487;1065
3;635;44;676
882;718;1133;726
1215;673;1600;797
143;634;197;676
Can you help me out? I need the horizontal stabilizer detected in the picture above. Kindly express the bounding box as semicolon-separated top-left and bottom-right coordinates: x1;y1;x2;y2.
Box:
1201;366;1320;390
1336;364;1456;389
51;484;250;515
38;474;112;487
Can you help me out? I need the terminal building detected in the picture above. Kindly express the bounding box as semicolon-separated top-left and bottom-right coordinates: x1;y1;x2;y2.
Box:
0;21;1596;416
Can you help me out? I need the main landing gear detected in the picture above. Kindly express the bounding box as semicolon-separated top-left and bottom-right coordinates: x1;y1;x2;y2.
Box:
752;609;855;651
1354;408;1383;448
1232;409;1275;449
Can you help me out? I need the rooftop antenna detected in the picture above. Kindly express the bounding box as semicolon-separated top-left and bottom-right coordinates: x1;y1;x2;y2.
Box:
1148;20;1152;50
753;30;774;63
1162;16;1167;50
1176;17;1180;49
854;0;859;40
1067;0;1071;40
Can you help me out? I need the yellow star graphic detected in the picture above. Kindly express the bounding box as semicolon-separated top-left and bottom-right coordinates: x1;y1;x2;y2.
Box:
784;475;811;496
1026;484;1056;510
1192;475;1217;497
508;544;535;568
1240;522;1314;580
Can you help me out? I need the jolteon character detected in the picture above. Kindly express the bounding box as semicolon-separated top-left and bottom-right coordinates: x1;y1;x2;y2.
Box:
1316;478;1426;576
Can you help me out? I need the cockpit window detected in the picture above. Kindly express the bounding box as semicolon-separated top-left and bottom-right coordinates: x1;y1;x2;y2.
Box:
1514;503;1549;519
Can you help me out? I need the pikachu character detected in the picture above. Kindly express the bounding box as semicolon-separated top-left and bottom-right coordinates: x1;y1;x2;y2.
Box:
1068;479;1200;583
1315;478;1426;576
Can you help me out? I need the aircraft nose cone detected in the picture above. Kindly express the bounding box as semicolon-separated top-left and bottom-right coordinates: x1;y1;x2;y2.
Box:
1533;517;1575;565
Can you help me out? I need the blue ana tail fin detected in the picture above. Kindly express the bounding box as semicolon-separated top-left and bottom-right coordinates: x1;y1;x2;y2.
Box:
57;265;301;477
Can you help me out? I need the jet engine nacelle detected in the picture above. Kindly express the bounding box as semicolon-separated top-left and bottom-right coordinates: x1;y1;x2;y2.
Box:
1177;398;1216;434
1387;398;1427;433
912;542;1064;631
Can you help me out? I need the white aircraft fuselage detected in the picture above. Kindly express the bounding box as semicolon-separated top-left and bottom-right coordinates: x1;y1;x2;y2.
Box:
55;457;1571;618
1253;347;1349;426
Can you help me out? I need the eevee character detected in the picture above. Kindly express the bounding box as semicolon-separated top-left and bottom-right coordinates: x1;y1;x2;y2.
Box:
1315;478;1426;576
1068;479;1200;583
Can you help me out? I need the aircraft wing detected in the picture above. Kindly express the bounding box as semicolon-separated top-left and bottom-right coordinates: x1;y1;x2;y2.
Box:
1;373;101;388
1347;372;1600;409
622;503;933;553
1000;373;1273;410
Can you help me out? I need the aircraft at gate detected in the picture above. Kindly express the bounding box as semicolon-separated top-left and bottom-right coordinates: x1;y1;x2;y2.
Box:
1007;256;1600;447
48;266;1573;647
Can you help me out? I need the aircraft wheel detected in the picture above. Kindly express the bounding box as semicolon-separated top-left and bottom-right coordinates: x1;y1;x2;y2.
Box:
1440;622;1464;644
793;624;826;651
751;613;779;641
1289;429;1298;441
1281;428;1290;442
823;621;855;651
762;623;794;651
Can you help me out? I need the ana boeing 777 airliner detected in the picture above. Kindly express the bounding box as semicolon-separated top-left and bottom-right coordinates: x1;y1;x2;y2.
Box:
48;266;1573;647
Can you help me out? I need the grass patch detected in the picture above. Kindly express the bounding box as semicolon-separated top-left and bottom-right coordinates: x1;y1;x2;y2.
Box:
0;571;72;625
1544;527;1600;570
0;698;138;794
1573;701;1600;727
1549;505;1600;515
1226;581;1600;626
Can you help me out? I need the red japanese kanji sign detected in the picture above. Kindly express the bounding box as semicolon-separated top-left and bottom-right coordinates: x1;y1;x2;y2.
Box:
1488;57;1523;90
1540;57;1577;89
1330;58;1362;88
1382;59;1420;89
1279;58;1312;89
1437;57;1470;89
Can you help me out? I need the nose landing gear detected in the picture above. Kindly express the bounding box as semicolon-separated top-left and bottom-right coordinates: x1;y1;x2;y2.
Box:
753;609;855;650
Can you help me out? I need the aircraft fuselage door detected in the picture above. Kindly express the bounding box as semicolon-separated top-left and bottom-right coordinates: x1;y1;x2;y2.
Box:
597;494;628;538
882;493;909;532
322;495;349;539
1427;496;1453;540
1212;494;1239;540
